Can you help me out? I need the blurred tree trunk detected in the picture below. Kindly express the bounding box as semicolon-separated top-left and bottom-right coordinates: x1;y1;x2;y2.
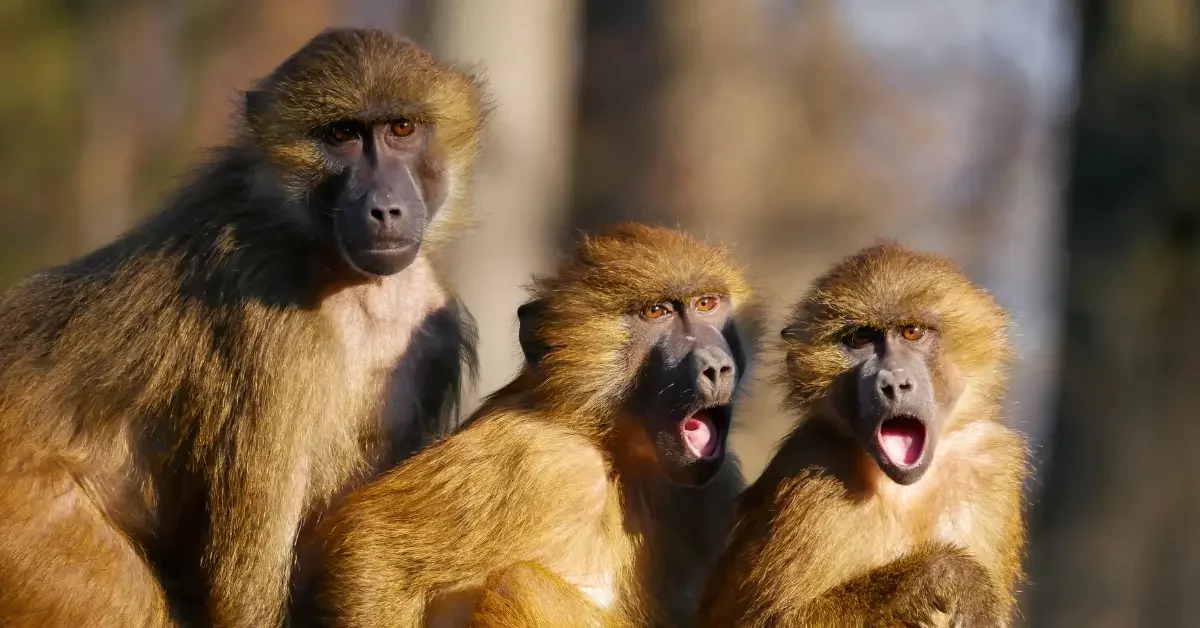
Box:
1027;1;1200;626
566;1;669;238
77;2;168;251
433;0;581;413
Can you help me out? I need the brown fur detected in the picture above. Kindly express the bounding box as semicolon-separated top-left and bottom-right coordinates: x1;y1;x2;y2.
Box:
310;223;756;627
0;28;486;627
698;243;1028;627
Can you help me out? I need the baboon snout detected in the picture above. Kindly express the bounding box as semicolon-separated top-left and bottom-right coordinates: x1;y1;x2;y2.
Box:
876;368;915;401
367;193;404;228
359;169;425;246
693;346;736;402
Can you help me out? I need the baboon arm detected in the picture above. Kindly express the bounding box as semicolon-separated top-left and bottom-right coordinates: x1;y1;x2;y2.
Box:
793;549;950;627
745;544;995;628
196;366;325;628
705;547;962;628
469;562;611;628
203;444;309;628
190;315;336;627
703;475;981;628
815;543;1002;627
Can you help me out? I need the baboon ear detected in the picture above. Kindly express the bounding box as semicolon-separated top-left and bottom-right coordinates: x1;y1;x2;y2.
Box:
780;324;801;341
517;299;551;365
244;89;269;124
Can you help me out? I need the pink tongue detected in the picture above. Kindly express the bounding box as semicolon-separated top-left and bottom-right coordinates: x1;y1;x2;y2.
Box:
682;415;716;458
879;420;925;466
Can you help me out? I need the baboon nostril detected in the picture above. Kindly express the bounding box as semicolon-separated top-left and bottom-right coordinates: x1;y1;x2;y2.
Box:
388;208;401;217
703;366;719;384
370;208;385;222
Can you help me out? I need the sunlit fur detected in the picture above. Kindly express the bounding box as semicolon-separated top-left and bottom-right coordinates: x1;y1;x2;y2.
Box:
311;224;757;628
0;28;486;627
698;243;1029;627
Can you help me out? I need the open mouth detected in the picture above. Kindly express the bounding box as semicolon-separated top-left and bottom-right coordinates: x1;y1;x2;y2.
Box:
680;406;728;461
876;415;927;468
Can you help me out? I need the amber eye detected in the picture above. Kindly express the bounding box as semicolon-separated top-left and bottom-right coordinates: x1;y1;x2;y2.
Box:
327;122;359;144
845;327;875;349
901;324;926;342
696;296;720;312
390;118;415;137
642;303;670;320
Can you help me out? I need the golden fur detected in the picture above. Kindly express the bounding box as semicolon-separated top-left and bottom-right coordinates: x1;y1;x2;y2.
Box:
699;243;1028;627
0;28;486;627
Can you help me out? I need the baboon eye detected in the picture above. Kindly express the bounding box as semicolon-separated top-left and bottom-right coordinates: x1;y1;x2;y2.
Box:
642;303;672;320
326;122;360;144
390;118;415;137
845;327;875;349
696;296;720;312
901;325;926;342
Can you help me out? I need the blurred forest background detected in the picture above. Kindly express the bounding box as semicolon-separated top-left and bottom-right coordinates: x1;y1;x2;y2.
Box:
0;0;1196;625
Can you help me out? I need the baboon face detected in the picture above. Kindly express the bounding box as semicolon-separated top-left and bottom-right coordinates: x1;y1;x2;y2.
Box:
243;28;484;278
516;224;754;488
623;294;745;487
312;117;446;276
782;244;1010;487
830;321;957;485
516;293;746;488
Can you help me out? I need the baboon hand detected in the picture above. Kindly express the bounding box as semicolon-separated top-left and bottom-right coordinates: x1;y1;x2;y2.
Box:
878;549;1000;628
925;550;1002;628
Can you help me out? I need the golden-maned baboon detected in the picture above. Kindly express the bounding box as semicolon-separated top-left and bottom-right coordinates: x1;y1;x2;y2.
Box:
309;223;757;627
0;28;488;628
698;243;1028;628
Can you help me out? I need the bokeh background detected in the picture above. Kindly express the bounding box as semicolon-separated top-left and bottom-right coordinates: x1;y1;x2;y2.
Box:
1;0;1196;626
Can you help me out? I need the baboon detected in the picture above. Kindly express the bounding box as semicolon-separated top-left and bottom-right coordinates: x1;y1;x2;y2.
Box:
0;29;488;628
309;223;756;628
698;243;1028;628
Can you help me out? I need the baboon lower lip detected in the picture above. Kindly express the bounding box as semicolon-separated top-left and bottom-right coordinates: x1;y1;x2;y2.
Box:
339;239;422;277
876;415;927;468
359;238;419;253
362;244;416;254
